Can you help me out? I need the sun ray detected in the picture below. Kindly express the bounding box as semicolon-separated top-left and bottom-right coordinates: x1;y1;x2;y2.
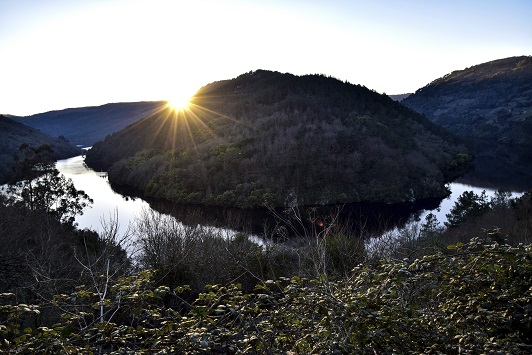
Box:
166;89;196;112
144;89;261;159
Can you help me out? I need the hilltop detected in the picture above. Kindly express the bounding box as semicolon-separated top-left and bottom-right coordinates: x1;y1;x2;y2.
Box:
0;115;81;183
86;70;469;208
12;101;167;146
402;56;532;189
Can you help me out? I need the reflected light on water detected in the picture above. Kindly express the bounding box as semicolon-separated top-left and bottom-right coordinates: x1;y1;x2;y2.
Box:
56;155;150;238
55;155;266;251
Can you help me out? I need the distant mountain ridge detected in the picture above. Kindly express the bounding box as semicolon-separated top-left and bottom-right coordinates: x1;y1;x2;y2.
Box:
0;115;81;183
12;101;167;146
388;93;411;102
86;70;469;208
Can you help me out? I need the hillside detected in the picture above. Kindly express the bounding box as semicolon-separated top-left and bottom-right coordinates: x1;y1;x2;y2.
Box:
402;56;532;189
388;93;411;102
0;115;81;183
86;70;469;208
402;56;532;143
12;101;167;146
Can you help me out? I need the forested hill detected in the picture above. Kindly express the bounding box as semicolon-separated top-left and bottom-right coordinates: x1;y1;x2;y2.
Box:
12;101;167;146
0;115;81;183
402;56;532;145
402;56;532;189
86;70;469;208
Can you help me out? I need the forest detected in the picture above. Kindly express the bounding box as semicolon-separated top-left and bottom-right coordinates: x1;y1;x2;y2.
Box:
403;56;532;145
86;70;470;208
0;115;80;183
1;144;531;353
402;56;532;189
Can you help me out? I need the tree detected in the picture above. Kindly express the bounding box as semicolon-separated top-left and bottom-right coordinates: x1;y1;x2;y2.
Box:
491;188;513;209
445;190;490;227
5;144;93;225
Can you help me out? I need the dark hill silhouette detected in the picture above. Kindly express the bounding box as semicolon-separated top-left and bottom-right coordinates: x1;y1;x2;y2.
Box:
0;115;81;183
12;101;167;146
402;56;532;190
86;70;469;208
388;93;411;102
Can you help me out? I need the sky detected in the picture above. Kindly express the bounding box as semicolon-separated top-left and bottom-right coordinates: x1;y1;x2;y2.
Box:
1;0;531;116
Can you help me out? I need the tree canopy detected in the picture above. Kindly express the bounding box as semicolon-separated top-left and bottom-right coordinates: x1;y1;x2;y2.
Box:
86;70;469;208
4;144;93;225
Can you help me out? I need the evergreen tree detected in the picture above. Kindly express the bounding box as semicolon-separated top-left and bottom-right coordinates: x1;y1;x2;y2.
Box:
5;144;93;225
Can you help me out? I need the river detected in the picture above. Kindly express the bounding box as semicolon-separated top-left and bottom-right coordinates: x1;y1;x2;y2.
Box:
56;154;525;240
56;155;150;237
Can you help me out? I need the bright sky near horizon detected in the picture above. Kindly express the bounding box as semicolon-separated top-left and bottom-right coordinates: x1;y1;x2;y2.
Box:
1;0;531;116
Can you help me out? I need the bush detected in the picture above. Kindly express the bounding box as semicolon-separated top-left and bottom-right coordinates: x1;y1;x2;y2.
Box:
2;238;530;353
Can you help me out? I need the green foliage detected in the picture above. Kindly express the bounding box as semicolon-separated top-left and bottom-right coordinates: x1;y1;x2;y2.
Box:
445;190;491;228
445;189;524;231
2;239;530;353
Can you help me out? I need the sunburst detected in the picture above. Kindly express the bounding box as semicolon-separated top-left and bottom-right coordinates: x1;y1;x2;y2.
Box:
167;96;191;111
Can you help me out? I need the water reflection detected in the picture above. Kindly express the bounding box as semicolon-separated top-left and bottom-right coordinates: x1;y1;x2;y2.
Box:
462;139;532;192
418;181;524;226
56;155;527;242
56;155;150;238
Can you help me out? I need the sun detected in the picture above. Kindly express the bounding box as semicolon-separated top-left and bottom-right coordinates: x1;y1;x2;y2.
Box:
167;90;195;111
167;93;193;111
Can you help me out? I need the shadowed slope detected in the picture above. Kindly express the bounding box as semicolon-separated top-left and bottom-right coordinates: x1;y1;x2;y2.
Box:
0;115;81;183
12;101;167;146
403;56;532;190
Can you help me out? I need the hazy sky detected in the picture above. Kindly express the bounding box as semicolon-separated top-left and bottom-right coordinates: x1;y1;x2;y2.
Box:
1;0;531;116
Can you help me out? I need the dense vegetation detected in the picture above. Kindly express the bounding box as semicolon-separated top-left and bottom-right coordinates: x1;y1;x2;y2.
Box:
403;56;532;143
0;145;128;305
402;56;532;188
11;101;167;146
1;145;531;353
1;239;529;354
86;70;469;208
0;115;80;183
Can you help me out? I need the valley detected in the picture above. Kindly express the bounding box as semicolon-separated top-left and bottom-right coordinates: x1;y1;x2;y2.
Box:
1;57;531;353
57;152;525;241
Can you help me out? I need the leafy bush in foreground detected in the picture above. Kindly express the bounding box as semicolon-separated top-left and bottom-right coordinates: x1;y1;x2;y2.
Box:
1;238;530;354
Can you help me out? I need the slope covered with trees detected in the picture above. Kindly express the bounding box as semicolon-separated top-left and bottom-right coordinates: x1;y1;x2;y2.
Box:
86;70;469;208
2;137;531;353
0;115;81;183
402;56;532;188
403;56;532;142
12;101;167;146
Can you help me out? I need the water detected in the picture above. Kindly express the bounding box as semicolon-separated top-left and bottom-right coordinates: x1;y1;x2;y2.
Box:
56;155;526;239
56;155;150;237
56;155;265;247
418;181;524;227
